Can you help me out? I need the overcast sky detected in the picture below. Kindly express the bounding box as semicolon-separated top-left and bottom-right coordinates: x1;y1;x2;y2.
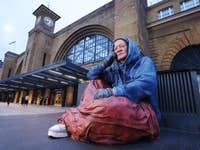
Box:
0;0;159;61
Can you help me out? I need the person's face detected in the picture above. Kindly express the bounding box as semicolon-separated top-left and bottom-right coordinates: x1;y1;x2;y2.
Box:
113;40;128;61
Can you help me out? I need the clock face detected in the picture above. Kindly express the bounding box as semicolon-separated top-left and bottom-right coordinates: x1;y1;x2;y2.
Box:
44;16;54;27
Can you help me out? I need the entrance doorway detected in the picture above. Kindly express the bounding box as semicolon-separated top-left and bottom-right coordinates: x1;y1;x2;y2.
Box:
54;89;63;106
170;45;200;70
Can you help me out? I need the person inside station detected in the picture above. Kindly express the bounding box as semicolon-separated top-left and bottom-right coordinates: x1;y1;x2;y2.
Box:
7;93;12;106
45;96;49;105
25;95;29;106
48;37;161;144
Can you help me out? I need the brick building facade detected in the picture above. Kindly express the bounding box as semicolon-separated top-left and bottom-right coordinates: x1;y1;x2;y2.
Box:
0;0;200;107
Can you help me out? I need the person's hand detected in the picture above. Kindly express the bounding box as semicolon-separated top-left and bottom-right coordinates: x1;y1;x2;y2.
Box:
94;88;113;99
102;51;117;68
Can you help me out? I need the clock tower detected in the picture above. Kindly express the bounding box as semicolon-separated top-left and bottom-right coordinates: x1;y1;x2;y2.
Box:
33;4;60;33
22;5;60;72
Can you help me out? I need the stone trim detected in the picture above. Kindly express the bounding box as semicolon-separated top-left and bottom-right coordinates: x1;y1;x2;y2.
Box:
160;29;199;70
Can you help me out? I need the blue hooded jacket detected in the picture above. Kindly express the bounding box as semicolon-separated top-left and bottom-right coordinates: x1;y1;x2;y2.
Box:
87;37;161;122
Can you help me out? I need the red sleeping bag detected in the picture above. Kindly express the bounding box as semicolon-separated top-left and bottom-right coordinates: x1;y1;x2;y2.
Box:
58;79;160;144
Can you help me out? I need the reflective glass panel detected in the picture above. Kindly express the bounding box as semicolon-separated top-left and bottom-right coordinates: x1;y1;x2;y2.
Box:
66;34;113;65
180;0;200;11
157;6;174;19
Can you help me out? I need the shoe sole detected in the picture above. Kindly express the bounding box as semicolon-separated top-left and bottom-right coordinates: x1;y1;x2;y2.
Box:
48;130;68;138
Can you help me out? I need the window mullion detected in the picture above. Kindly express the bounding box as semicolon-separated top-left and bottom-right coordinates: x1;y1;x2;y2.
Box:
73;47;75;64
83;39;86;64
94;35;97;62
107;38;109;56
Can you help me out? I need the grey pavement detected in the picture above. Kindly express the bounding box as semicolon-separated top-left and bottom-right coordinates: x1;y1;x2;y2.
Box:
0;102;68;116
0;102;200;150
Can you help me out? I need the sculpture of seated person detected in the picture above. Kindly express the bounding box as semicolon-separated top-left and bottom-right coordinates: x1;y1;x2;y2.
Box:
48;37;161;144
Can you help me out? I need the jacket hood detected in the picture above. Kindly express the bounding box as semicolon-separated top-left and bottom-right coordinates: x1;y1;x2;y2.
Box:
121;37;142;65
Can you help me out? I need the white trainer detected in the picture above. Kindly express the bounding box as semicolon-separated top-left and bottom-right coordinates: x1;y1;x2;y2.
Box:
48;124;68;138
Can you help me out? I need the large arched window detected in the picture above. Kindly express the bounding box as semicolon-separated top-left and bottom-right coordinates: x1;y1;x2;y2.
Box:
66;34;113;65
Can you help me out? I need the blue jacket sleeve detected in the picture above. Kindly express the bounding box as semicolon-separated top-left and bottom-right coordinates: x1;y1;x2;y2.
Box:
87;64;114;85
113;57;157;103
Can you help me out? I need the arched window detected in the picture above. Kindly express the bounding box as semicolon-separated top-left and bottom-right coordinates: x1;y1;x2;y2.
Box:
170;45;200;70
66;34;113;65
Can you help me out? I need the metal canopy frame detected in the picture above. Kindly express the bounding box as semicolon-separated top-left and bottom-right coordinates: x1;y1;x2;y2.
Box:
0;61;88;92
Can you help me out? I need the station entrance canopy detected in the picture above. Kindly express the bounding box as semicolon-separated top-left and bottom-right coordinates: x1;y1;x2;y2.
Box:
0;61;88;92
